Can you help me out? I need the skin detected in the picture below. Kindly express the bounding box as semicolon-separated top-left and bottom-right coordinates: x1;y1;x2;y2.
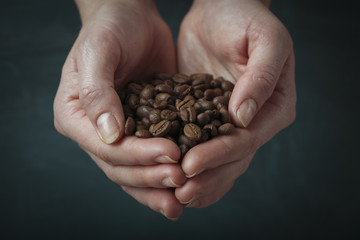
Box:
53;0;296;220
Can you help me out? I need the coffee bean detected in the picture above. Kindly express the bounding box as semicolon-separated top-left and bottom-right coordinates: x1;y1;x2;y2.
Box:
218;123;235;135
135;129;152;138
203;123;218;137
224;90;232;99
193;83;210;91
174;84;192;98
136;105;153;118
127;94;139;110
219;107;231;123
178;134;197;148
155;84;173;94
212;119;222;128
190;73;212;83
150;120;171;137
142;117;151;128
197;112;211;126
194;90;204;99
213;96;230;105
169;120;180;136
180;106;196;123
205;109;219;119
179;144;189;157
210;78;222;88
176;98;195;110
149;109;161;123
155;93;171;103
125;117;135;136
221;80;234;91
153;100;168;109
161;109;177;121
128;83;143;94
140;86;155;99
173;73;191;84
184;123;202;141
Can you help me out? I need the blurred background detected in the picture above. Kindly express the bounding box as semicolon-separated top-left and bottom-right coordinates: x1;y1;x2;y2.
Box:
1;0;359;239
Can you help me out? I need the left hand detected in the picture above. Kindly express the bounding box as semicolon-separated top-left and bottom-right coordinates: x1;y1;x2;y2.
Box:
175;0;296;208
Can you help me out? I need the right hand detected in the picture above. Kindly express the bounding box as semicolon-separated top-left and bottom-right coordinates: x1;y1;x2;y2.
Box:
53;0;186;220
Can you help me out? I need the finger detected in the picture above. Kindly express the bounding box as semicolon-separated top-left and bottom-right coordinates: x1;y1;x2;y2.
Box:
122;186;184;221
182;52;295;176
77;33;125;144
87;151;186;188
229;26;292;128
176;157;251;205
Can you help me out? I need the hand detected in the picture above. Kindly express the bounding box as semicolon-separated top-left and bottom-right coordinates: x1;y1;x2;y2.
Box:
175;0;296;208
54;0;186;219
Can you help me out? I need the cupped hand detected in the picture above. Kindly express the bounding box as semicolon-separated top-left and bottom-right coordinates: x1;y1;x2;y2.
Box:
54;0;185;219
175;0;296;208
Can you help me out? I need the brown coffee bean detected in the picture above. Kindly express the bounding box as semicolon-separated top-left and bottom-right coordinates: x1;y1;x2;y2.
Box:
199;129;210;142
180;106;196;123
135;129;152;138
140;86;155;99
184;123;202;141
193;83;210;91
136;105;153;118
180;108;189;123
136;122;147;131
178;134;197;148
164;79;175;88
126;94;139;110
149;109;161;123
212;119;222;128
123;105;134;118
195;99;215;112
173;73;191;84
161;109;177;121
219;107;231;123
174;84;192;98
128;83;143;94
150;120;171;137
176;98;195;110
221;80;234;91
218;123;235;135
155;84;173;94
205;109;219;118
153;72;172;80
155;93;171;103
153;100;168;109
142;117;151;128
210;78;222;88
203;123;218;137
224;90;232;99
204;88;222;100
125;117;135;136
169;120;180;136
213;96;230;105
194;90;204;99
197;112;211;126
179;144;189;157
190;73;213;82
150;79;164;86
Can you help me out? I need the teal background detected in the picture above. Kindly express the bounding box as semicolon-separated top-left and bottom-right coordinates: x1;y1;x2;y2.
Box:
1;0;359;239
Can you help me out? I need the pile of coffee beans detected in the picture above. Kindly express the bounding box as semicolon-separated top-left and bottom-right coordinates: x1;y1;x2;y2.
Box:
121;73;235;156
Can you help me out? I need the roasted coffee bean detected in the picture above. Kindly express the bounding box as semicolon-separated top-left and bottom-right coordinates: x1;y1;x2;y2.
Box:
161;109;177;121
180;106;196;123
123;105;134;118
194;90;204;99
174;84;192;98
178;134;197;148
179;144;189;157
155;93;171;103
136;105;152;118
149;109;161;123
176;97;195;110
153;100;168;109
218;123;235;135
150;79;164;86
136;122;147;131
184;123;202;141
169;120;180;136
173;73;190;84
224;90;232;99
210;78;222;88
221;80;234;91
140;86;155;99
127;94;139;109
155;84;173;94
213;96;230;105
212;119;222;128
150;120;171;137
205;109;219;118
197;112;211;126
125;117;135;136
135;129;152;138
142;117;151;128
195;99;215;112
219;107;231;123
203;123;218;137
128;83;143;94
190;73;212;82
199;129;210;142
193;83;210;91
164;79;175;88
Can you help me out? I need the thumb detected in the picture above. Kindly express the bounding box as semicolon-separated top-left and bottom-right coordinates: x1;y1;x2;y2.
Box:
229;38;291;128
77;37;125;144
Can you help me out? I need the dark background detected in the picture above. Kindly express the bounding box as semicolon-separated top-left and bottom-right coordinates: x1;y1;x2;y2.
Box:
1;0;359;239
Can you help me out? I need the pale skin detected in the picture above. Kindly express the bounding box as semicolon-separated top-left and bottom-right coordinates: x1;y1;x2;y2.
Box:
54;0;296;220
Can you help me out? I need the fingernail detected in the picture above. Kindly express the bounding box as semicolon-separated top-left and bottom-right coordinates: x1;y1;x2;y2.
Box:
160;209;179;221
155;155;178;164
185;168;205;178
162;177;181;187
185;199;200;208
179;198;194;205
96;112;120;144
237;98;257;128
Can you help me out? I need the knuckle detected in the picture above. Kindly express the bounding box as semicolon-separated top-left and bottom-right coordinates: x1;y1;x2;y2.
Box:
252;66;278;98
79;84;103;109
